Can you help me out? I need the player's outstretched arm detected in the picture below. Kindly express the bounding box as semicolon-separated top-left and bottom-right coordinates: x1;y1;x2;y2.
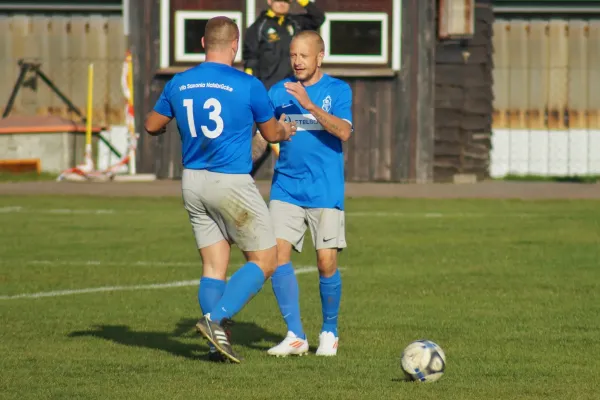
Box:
306;103;352;142
257;114;297;143
285;81;352;141
144;111;172;136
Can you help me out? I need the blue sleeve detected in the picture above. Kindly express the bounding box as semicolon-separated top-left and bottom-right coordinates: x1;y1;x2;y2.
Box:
332;84;353;125
153;80;174;118
250;78;274;123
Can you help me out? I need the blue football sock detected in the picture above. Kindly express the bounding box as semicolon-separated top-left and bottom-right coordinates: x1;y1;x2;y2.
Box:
209;262;265;322
320;269;342;336
198;277;226;316
271;263;305;339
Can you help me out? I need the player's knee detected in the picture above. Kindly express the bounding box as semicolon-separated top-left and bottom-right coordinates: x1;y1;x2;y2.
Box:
276;239;293;266
202;262;228;280
246;246;278;278
198;242;230;280
261;246;278;277
316;249;337;278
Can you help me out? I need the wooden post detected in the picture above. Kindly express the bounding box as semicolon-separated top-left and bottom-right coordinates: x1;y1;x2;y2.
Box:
393;0;412;182
394;0;436;183
416;0;436;183
129;0;161;175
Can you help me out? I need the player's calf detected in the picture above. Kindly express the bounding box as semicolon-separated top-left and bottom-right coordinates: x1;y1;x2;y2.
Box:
316;249;342;356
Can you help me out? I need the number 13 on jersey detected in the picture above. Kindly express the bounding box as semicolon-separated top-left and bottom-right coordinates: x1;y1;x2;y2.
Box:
183;98;224;139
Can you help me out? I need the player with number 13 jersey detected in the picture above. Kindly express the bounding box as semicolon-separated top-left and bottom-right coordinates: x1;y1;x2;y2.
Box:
145;17;296;364
153;62;272;174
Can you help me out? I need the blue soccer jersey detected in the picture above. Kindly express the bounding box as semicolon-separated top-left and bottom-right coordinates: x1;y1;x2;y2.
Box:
268;74;353;210
153;62;274;174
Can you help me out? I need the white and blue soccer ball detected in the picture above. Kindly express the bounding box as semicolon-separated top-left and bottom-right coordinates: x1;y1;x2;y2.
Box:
400;339;446;383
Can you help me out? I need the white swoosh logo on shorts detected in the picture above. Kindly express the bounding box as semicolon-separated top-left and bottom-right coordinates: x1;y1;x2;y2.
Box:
282;103;294;108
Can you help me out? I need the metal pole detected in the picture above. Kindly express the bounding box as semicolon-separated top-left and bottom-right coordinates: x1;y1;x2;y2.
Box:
2;63;29;118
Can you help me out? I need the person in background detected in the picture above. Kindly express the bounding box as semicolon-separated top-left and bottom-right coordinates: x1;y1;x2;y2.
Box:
244;0;325;176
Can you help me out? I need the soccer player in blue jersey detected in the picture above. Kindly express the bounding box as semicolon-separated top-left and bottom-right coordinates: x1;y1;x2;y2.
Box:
144;16;297;364
265;31;353;357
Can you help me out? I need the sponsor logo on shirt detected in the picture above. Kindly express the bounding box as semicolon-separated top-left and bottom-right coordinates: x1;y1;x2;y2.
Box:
284;113;324;131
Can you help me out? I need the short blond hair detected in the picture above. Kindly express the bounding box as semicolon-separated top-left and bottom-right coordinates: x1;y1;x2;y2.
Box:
293;30;325;52
203;16;239;52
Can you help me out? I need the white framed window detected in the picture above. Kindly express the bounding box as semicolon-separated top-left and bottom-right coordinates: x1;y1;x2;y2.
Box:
320;12;389;64
173;10;244;64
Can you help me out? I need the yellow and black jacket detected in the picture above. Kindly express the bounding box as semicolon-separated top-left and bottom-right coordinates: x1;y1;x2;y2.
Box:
243;1;325;89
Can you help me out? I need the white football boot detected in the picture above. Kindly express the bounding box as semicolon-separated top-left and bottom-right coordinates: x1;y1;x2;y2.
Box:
267;331;309;357
315;331;339;356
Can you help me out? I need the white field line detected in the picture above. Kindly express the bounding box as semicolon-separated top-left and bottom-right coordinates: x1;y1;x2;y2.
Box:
0;206;24;213
347;211;535;218
0;206;119;215
0;266;322;300
0;206;535;218
25;260;199;267
349;212;449;217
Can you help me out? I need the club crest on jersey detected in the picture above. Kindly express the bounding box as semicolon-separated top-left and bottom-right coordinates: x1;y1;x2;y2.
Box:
322;95;332;113
287;24;295;36
267;27;280;42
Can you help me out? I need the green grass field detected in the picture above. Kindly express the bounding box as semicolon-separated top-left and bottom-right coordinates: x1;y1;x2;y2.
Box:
0;172;58;182
1;195;599;399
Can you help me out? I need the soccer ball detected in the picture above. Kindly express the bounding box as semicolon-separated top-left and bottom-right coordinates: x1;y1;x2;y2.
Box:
400;339;446;383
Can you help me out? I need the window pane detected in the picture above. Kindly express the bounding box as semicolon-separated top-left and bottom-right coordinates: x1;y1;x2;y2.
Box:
184;19;208;55
329;21;382;56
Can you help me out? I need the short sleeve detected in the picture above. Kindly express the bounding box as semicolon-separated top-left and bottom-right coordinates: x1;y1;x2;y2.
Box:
250;78;275;123
153;80;174;118
332;84;353;126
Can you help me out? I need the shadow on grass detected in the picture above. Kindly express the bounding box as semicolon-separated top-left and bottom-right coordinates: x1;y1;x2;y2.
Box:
173;318;283;351
68;317;283;360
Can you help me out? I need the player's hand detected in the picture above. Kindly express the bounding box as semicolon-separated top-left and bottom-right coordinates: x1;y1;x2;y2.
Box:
284;82;313;110
279;113;297;141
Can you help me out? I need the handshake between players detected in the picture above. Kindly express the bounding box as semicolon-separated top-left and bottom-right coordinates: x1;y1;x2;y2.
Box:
144;16;351;363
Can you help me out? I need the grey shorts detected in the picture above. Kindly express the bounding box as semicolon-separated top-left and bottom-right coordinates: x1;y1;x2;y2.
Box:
269;200;347;252
182;169;276;251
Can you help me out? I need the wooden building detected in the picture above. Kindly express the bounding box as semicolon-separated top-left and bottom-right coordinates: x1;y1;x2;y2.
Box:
129;0;494;182
435;0;495;182
490;0;600;177
0;0;495;182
